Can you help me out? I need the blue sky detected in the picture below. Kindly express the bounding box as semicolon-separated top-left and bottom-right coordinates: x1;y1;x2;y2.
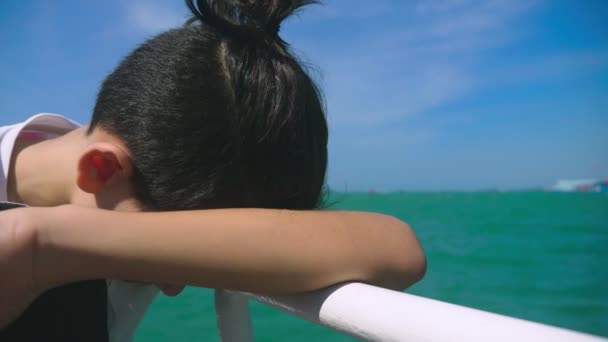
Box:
1;0;607;191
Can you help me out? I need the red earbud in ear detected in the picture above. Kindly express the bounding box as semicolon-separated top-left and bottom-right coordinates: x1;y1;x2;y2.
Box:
91;155;114;182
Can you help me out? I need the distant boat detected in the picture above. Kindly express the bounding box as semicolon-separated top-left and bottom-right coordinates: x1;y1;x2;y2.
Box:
551;179;608;192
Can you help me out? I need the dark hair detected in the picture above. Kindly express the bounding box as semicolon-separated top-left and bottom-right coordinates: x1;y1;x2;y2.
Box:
89;0;327;211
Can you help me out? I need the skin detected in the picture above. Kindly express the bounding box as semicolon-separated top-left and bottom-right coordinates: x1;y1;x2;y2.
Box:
0;126;426;327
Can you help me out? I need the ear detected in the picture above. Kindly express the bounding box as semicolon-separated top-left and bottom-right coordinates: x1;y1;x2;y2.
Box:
77;142;133;194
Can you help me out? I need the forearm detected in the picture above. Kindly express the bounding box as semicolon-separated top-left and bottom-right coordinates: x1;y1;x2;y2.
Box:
36;206;425;294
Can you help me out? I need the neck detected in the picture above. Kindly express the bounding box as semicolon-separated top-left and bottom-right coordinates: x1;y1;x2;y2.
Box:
8;127;93;207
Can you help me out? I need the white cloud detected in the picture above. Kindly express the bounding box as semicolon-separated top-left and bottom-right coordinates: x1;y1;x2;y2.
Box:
126;0;185;34
415;0;471;15
484;50;608;87
323;62;474;127
290;0;544;131
305;0;393;20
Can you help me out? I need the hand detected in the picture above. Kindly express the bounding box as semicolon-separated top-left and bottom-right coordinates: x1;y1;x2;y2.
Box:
0;208;43;328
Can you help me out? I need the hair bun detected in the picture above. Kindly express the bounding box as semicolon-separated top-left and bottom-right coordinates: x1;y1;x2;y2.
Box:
186;0;318;40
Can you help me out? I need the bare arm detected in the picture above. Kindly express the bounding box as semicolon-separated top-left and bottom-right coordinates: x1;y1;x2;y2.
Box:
34;206;425;294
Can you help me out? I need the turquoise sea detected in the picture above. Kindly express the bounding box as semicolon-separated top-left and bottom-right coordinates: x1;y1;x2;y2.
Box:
135;192;608;341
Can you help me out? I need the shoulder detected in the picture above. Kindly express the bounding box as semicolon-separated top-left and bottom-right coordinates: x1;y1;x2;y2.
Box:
0;113;81;200
0;113;80;137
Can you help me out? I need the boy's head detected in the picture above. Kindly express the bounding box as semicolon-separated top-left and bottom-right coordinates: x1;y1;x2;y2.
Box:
80;0;327;211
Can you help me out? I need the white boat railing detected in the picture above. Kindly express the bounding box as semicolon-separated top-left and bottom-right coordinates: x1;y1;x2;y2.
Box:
214;282;607;342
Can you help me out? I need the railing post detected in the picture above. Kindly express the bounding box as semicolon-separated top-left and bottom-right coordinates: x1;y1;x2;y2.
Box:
215;290;254;342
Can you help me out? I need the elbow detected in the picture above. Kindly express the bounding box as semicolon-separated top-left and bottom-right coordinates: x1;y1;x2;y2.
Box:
400;234;427;290
404;221;427;284
376;216;427;292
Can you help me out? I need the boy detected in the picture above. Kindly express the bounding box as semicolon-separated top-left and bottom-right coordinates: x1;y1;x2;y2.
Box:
0;0;426;341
